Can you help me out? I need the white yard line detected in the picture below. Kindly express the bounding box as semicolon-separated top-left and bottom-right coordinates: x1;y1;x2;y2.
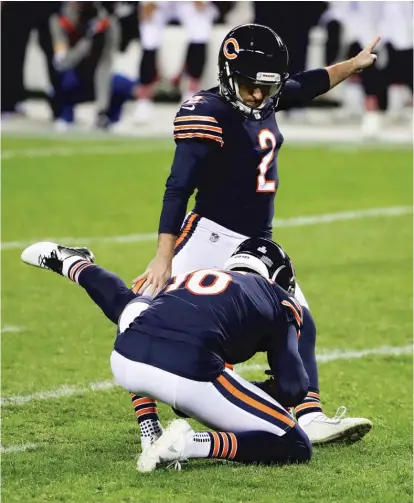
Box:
1;345;411;408
1;206;411;252
1;443;39;454
272;206;412;228
236;345;413;372
1;325;25;334
1;143;172;161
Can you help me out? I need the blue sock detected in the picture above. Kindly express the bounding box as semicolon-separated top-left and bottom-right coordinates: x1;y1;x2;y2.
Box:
206;427;311;464
295;307;323;419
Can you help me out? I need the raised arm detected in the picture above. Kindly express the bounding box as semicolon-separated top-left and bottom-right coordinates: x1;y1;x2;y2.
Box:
278;36;381;110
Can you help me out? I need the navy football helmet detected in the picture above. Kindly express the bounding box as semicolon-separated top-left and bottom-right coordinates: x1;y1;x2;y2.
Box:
224;237;296;294
218;24;289;120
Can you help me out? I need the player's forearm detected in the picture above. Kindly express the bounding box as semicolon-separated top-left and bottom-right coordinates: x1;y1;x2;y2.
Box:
158;191;189;236
325;58;359;89
156;233;177;260
268;326;309;407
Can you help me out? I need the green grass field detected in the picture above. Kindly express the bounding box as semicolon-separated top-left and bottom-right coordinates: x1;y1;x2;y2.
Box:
1;135;413;503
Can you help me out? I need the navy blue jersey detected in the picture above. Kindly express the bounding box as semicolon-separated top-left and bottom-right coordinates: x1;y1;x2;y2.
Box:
114;269;303;381
159;69;330;238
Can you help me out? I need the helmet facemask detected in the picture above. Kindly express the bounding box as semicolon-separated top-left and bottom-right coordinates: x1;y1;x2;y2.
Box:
220;63;286;120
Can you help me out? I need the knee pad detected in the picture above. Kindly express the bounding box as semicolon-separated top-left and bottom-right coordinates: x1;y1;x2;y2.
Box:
139;49;157;85
185;43;206;79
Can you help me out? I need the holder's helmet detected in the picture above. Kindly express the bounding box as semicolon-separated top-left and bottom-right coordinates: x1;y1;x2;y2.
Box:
224;237;296;294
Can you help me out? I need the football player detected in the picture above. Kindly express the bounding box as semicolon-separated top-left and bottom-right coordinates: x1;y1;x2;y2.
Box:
21;239;372;461
22;238;314;471
132;24;379;444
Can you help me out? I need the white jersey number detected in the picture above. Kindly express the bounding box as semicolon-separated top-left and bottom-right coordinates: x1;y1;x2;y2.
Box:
165;269;232;296
257;129;277;193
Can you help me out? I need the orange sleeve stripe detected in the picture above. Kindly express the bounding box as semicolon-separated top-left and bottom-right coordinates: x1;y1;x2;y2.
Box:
174;124;223;133
211;432;220;457
219;432;229;458
307;392;320;399
224;363;234;370
175;213;199;248
174;133;223;146
135;407;157;417
294;402;321;412
217;375;295;428
132;278;146;294
174;115;218;123
228;432;237;459
281;300;302;326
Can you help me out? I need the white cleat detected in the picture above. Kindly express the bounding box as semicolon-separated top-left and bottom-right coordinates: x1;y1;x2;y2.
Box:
21;242;94;276
137;419;193;473
300;407;373;445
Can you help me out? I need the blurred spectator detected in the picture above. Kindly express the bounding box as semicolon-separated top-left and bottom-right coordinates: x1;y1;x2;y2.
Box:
254;2;327;75
133;1;219;124
382;1;413;119
321;2;386;136
1;1;61;116
49;2;120;130
103;1;140;52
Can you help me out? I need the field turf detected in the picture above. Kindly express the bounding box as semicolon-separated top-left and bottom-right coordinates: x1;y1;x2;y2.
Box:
1;135;412;502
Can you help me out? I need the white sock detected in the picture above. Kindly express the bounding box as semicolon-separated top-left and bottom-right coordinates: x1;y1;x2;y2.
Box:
140;419;163;450
62;256;85;279
182;432;211;458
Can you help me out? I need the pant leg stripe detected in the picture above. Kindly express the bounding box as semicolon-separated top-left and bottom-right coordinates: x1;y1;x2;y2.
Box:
221;372;295;425
214;375;295;431
174;213;201;255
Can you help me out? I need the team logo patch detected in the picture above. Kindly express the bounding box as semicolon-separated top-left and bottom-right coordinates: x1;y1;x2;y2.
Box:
223;37;240;60
210;232;220;243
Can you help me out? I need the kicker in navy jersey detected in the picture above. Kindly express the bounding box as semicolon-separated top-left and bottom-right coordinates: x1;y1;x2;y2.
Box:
160;69;329;239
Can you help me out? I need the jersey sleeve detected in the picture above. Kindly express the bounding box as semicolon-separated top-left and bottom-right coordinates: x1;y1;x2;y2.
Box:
173;94;224;147
158;140;212;235
277;69;330;110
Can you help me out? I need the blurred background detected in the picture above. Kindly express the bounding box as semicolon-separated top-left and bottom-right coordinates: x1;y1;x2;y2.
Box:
1;0;413;142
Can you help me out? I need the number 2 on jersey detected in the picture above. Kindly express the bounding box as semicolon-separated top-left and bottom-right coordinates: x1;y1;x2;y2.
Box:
257;129;276;193
165;269;232;296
